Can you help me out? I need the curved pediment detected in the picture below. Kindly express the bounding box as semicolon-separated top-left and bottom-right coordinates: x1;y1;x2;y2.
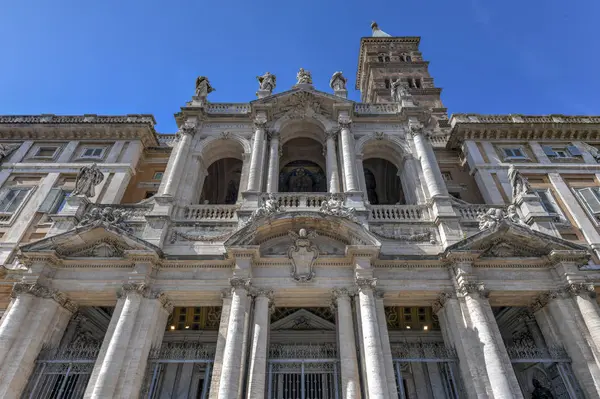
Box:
225;212;380;255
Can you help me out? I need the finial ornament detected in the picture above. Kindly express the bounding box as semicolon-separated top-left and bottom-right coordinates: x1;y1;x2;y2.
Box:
296;68;313;85
194;76;215;98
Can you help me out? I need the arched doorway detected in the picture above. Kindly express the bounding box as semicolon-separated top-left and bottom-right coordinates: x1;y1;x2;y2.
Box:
363;158;405;204
279;137;326;193
200;158;242;204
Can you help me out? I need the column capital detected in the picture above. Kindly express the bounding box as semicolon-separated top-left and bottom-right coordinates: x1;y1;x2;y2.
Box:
253;119;268;130
252;287;274;299
118;282;151;298
338;116;352;129
432;291;455;314
529;290;563;313
179;120;198;137
408;124;430;139
229;277;252;290
355;277;377;291
332;287;356;301
457;281;489;299
11;282;78;313
565;282;597;299
155;292;174;313
325;128;339;141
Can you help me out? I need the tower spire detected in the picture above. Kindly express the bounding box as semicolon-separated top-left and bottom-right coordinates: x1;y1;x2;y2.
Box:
371;21;391;37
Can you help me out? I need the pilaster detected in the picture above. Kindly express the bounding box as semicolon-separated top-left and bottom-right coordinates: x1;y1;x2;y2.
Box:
332;288;361;399
246;288;273;398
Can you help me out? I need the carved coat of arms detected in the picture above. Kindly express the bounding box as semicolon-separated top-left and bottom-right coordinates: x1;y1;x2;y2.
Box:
287;229;319;282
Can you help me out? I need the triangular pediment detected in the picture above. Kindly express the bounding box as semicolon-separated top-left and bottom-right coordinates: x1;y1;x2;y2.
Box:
20;221;163;259
270;309;336;331
251;87;353;120
444;221;589;260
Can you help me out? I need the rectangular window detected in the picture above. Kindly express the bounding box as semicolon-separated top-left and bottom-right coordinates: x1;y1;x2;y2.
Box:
152;171;164;180
38;188;72;213
534;189;565;222
502;147;527;159
0;188;30;213
576;187;600;222
542;145;582;159
80;147;106;159
32;146;59;159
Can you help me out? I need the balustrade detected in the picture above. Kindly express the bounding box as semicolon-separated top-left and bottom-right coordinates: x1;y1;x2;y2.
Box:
177;205;239;221
368;205;429;222
265;193;333;211
354;103;399;115
454;204;502;222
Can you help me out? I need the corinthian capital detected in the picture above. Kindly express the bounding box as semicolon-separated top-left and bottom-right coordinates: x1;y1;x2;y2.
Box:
253;118;268;130
457;282;489;298
566;282;597;299
337;115;352;129
118;282;151;298
355;277;377;291
11;283;78;313
324;128;339;141
180;120;197;136
230;277;251;290
432;292;455;314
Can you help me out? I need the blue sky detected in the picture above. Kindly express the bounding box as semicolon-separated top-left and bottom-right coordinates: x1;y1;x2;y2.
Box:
1;0;598;132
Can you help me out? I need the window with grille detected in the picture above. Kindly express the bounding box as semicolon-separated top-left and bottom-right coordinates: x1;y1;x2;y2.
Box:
0;188;30;213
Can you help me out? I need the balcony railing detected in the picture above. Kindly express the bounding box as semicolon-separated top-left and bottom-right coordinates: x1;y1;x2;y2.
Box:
454;203;503;222
368;205;430;222
264;193;333;211
177;205;239;222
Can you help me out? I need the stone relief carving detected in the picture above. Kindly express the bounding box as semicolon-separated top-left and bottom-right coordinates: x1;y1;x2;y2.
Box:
391;78;410;103
246;194;282;225
273;92;328;120
194;76;215;98
508;165;532;201
257;72;276;93
169;226;235;243
72;163;104;198
370;225;435;243
477;205;525;230
319;195;357;222
582;142;600;162
0;143;20;164
296;68;313;85
77;241;123;257
287;229;319;282
78;207;133;233
329;71;347;91
11;283;78;313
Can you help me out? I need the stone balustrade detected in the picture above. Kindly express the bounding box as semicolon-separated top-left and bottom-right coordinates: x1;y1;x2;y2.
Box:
0;212;13;225
177;205;239;222
354;103;399;115
455;204;503;222
205;103;251;115
264;193;333;211
157;134;178;147
368;205;430;222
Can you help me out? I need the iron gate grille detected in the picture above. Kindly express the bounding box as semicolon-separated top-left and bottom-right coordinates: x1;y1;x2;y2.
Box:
21;344;100;399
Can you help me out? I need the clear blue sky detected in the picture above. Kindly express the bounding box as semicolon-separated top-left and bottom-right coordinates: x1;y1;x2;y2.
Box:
1;0;598;132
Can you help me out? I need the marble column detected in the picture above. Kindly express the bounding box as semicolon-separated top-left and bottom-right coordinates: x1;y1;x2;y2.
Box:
332;289;361;399
356;278;388;398
209;290;232;399
374;290;398;398
161;122;195;197
218;278;251;398
338;116;359;192
265;132;280;193
0;283;77;398
459;284;523;398
246;289;272;398
409;125;447;199
247;121;267;192
0;287;36;366
532;291;600;397
85;283;172;399
569;283;600;354
325;129;341;193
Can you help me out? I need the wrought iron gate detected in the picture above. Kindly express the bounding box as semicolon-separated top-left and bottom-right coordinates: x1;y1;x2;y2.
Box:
267;344;340;399
142;342;216;399
391;342;464;399
21;343;100;399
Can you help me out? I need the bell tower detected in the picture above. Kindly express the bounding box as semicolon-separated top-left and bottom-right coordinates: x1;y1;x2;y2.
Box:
355;22;445;112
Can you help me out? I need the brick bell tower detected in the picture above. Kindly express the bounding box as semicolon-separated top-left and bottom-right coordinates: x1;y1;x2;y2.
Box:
355;22;446;114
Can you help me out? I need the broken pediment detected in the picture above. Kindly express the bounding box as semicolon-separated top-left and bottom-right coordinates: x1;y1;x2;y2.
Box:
270;309;336;331
20;222;162;259
444;220;589;260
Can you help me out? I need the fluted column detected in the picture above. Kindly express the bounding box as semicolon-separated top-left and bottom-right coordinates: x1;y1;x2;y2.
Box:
161;121;196;197
85;283;172;399
332;289;361;399
325;129;341;193
356;278;388;398
247;120;267;192
460;283;523;398
218;278;251;398
374;290;398;398
265;132;280;193
569;283;600;354
0;283;77;398
409;124;447;199
338;116;359;192
246;289;273;398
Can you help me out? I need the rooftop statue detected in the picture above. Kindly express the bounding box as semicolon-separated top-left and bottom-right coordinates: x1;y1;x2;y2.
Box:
257;72;276;93
195;76;215;98
296;68;313;85
329;71;347;91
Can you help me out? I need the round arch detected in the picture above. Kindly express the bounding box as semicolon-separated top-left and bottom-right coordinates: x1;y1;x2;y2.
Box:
197;136;247;167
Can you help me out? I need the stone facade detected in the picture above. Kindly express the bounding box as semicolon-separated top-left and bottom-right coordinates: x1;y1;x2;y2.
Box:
0;22;600;398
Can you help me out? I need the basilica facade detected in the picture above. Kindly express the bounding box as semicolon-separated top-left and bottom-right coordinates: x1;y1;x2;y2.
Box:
1;22;600;399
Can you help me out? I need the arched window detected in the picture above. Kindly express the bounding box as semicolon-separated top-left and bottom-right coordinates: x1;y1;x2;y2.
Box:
279;137;327;193
378;55;384;62
363;158;405;205
384;56;390;62
199;158;242;204
406;55;412;62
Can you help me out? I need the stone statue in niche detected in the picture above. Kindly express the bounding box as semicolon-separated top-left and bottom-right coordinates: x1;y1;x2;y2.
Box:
289;168;314;192
508;164;532;202
531;378;554;399
73;163;104;198
195;76;215;98
288;229;319;282
329;71;347;91
224;180;238;204
391;78;410;102
257;72;276;93
296;68;313;85
320;195;357;221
